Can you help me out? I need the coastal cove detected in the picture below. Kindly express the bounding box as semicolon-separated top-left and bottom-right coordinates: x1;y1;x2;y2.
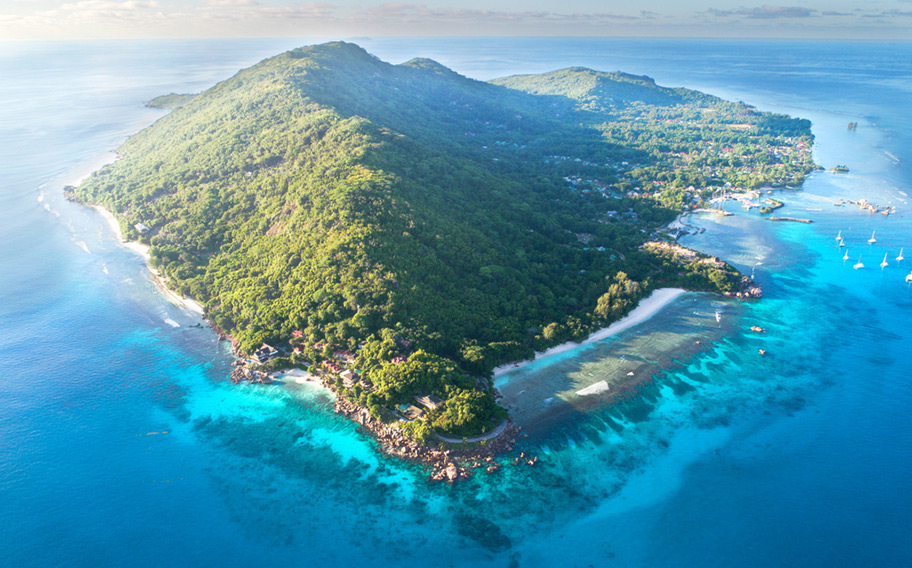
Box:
2;38;912;567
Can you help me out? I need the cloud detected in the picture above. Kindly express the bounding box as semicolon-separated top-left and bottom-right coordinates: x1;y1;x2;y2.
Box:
860;10;912;18
4;0;339;33
356;3;644;25
707;5;816;19
3;0;912;40
203;0;259;6
45;0;165;23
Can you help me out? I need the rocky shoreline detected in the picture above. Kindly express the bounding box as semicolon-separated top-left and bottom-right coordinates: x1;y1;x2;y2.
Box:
726;283;763;300
334;395;530;482
229;359;531;483
73;192;536;484
229;361;273;385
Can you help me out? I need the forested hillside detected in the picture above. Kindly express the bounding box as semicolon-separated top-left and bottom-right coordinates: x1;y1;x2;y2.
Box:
73;42;815;436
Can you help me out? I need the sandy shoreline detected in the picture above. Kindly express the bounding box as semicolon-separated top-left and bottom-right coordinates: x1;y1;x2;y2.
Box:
492;287;687;377
278;368;324;385
92;205;205;316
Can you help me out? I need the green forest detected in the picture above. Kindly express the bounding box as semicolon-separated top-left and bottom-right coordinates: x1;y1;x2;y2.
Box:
72;42;815;437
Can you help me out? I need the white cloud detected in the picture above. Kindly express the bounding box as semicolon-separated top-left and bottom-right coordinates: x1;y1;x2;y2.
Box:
2;1;912;40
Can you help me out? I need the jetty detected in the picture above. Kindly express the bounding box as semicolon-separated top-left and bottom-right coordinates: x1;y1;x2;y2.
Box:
693;207;733;217
767;216;813;224
846;199;894;216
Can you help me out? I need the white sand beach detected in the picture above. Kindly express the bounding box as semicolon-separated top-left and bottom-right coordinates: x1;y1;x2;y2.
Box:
93;204;205;316
493;287;687;377
279;369;323;385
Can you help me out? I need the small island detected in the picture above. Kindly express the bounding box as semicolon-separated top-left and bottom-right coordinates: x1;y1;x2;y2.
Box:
69;42;816;479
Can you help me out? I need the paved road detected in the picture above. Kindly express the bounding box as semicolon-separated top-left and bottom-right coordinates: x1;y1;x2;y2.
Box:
434;419;508;443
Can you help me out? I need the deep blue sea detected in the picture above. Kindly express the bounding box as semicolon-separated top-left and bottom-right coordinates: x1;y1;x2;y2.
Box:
2;38;912;567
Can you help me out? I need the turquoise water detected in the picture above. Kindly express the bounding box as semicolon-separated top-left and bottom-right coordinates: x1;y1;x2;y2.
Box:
2;39;911;566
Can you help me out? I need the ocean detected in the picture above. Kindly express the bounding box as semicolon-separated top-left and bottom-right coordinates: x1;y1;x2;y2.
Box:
1;38;911;567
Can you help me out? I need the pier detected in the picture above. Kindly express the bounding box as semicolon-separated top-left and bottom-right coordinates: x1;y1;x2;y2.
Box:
767;216;813;224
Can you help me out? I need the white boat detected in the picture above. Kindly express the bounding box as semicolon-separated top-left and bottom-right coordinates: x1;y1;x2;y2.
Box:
897;248;904;262
868;231;877;244
880;253;889;269
835;230;842;240
843;249;850;261
906;271;912;283
715;310;721;323
854;255;864;270
839;238;845;247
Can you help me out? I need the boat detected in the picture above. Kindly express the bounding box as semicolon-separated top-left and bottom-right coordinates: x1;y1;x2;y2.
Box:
868;231;877;244
715;310;721;323
758;349;767;356
880;253;889;269
750;326;766;333
839;238;845;247
897;248;904;262
854;255;864;270
843;249;850;261
906;271;912;283
835;230;842;240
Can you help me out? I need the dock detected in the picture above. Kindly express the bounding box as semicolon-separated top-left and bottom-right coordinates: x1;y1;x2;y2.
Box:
767;216;813;224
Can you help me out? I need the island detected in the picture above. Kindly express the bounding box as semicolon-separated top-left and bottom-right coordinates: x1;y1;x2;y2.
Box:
68;42;816;479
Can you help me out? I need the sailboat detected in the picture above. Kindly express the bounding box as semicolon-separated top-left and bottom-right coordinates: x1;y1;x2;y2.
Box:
854;255;864;270
843;249;850;261
839;238;845;247
880;253;889;269
835;230;842;240
897;248;905;262
868;230;877;244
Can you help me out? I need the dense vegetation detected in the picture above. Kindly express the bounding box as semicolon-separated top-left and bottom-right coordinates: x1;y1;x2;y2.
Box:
146;92;196;110
74;42;815;437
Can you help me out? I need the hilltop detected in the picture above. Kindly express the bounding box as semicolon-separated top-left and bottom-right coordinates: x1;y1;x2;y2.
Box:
73;42;815;440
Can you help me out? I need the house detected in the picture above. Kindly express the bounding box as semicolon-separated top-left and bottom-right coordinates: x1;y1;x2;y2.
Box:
291;330;304;338
252;343;278;364
414;394;443;410
334;350;356;364
340;369;360;388
397;404;424;421
323;361;342;374
390;356;406;365
134;222;151;234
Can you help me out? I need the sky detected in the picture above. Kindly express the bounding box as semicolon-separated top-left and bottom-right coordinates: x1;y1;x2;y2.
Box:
1;0;911;41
